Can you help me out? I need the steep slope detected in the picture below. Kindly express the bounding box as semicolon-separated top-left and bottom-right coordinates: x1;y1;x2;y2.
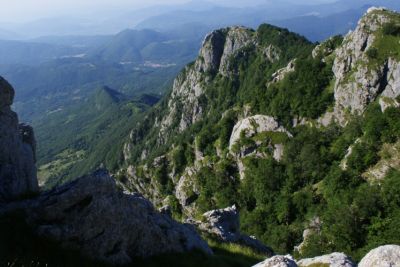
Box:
115;8;400;260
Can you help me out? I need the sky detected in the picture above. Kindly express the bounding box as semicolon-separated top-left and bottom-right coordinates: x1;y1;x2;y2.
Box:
0;0;337;23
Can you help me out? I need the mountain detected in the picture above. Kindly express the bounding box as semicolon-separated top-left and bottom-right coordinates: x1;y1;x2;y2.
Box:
0;27;201;126
1;6;400;267
111;7;400;262
135;1;400;42
271;7;367;42
0;40;87;65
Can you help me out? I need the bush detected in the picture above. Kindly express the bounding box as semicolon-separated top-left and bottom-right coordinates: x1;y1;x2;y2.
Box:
366;47;378;59
383;22;400;36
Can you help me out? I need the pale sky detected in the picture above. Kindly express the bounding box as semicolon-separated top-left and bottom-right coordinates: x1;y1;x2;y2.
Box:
0;0;186;23
0;0;337;23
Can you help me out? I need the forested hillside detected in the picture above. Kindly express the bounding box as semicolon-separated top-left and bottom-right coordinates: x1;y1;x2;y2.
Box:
111;8;400;261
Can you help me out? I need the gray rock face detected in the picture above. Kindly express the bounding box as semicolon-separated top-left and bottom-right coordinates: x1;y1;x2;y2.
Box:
195;205;273;255
297;252;355;267
229;115;291;179
156;27;255;145
324;8;400;125
270;59;296;84
218;26;255;76
358;245;400;267
253;255;298;267
1;170;212;265
0;76;38;202
175;167;200;210
229;115;291;150
295;216;322;254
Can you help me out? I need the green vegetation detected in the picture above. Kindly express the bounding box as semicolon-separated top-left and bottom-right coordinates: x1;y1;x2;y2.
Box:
366;12;400;66
7;12;400;266
382;22;400;36
266;56;334;125
36;87;160;188
115;17;400;263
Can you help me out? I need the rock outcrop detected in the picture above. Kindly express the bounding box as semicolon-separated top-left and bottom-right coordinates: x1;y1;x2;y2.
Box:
270;59;296;84
192;205;273;255
358;245;400;267
294;216;322;254
322;7;400;126
297;252;355;267
0;76;38;202
229;115;291;179
1;170;212;265
363;140;400;182
175;166;200;214
253;255;297;267
229;115;291;150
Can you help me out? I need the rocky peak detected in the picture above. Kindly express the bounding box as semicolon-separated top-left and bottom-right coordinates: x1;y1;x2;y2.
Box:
155;26;256;145
197;26;255;76
197;28;227;74
322;7;400;125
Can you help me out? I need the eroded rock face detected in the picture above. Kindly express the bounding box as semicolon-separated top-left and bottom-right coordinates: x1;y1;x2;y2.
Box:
358;245;400;267
324;8;400;125
0;76;38;202
1;170;212;265
193;205;273;255
229;115;290;150
270;59;296;84
156;27;255;144
229;115;290;179
253;255;297;267
295;216;322;254
297;252;355;267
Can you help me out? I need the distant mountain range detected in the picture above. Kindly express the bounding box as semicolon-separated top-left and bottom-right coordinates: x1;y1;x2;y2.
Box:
1;0;399;40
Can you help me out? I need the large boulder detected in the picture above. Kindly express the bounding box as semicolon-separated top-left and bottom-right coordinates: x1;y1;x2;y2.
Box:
0;76;38;202
358;245;400;267
1;170;212;265
253;255;298;267
297;252;355;267
193;205;273;255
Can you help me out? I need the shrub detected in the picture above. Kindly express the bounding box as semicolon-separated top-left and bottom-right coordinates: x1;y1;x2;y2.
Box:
383;22;400;36
366;47;378;59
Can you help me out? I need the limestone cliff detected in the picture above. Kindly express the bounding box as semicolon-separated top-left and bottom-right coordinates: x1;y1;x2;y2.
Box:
321;7;400;125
